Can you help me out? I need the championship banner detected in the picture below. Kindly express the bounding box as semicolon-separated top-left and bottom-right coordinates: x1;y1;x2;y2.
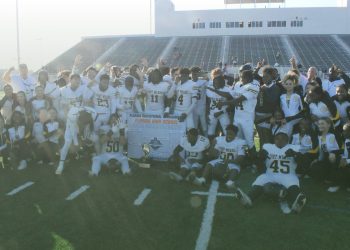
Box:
127;113;186;161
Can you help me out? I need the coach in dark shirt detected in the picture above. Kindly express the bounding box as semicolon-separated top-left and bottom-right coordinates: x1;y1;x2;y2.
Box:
254;66;281;148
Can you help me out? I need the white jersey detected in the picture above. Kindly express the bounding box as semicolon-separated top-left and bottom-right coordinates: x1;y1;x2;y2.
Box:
32;122;46;144
66;106;98;145
322;79;345;97
43;120;60;144
309;101;332;119
117;85;139;112
10;74;36;100
263;144;300;176
231;81;259;119
342;138;350;164
193;79;207;112
280;93;303;117
180;135;210;160
334;100;350;124
88;85;116;114
31;98;47;119
7;125;27;143
174;80;197;113
214;136;246;161
60;85;85;109
318;133;339;160
143;81;171;113
291;133;314;154
100;122;126;154
206;85;232;115
44;82;60;111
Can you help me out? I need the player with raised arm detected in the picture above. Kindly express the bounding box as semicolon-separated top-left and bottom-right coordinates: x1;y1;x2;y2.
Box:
173;68;198;130
168;128;210;183
90;114;130;176
55;106;97;175
191;67;208;136
194;125;246;189
206;70;233;141
236;132;307;214
59;74;85;120
142;68;174;116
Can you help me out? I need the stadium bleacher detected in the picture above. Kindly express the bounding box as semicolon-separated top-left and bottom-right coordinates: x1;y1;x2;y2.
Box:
165;36;222;71
43;35;350;74
290;35;350;72
227;36;289;67
45;37;118;73
104;37;170;67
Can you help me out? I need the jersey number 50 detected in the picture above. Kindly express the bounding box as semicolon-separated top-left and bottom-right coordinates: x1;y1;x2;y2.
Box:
106;141;119;153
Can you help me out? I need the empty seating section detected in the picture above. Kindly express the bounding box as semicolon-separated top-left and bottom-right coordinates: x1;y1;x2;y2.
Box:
339;35;350;49
44;35;350;74
227;36;289;66
105;37;170;67
166;37;222;71
290;35;350;72
45;38;117;73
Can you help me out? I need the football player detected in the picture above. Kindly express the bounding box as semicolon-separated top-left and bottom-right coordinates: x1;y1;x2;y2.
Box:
229;70;259;156
55;106;98;175
194;125;246;189
90;114;130;176
206;73;233;141
168;128;210;183
191;67;208;136
236;132;307;214
142;68;174;116
84;74;116;132
59;74;85;120
173;68;198;130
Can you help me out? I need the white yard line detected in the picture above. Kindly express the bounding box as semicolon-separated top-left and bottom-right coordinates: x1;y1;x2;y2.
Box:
65;185;90;201
134;188;152;206
194;181;219;250
6;181;34;196
191;191;236;198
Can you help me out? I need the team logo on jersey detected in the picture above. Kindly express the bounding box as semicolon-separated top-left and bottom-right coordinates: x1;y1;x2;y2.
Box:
149;137;162;150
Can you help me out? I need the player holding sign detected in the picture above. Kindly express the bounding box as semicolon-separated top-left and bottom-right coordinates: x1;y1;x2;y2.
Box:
236;132;307;214
173;68;198;130
194;125;246;189
90;114;130;176
168;128;210;183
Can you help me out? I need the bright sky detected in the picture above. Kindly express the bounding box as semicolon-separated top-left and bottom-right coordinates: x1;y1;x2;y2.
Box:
0;0;346;71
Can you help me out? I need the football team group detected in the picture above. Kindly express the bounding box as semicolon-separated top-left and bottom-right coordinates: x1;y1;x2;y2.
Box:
1;55;350;214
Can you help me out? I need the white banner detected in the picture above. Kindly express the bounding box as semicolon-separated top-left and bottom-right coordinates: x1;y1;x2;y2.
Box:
127;113;186;161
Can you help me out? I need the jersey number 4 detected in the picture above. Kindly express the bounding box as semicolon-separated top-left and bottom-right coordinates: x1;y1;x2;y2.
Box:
269;160;290;174
177;95;184;105
106;141;119;153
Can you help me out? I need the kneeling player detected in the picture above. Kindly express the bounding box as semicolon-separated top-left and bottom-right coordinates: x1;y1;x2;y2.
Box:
194;125;246;189
168;128;210;183
236;132;307;214
90;114;130;176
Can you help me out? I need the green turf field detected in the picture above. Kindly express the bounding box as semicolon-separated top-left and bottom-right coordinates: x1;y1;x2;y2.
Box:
0;160;350;250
